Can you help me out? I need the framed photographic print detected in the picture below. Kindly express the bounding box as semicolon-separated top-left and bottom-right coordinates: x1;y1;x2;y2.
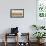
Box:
10;9;24;18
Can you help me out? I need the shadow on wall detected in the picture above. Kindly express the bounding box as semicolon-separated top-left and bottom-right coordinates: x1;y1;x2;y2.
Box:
2;28;11;34
29;25;37;42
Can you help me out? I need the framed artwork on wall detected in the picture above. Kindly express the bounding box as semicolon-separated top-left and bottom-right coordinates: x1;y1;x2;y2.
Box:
10;9;24;18
37;0;46;19
36;0;46;27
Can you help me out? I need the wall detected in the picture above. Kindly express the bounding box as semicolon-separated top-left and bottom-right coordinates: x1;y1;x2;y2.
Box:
0;0;36;42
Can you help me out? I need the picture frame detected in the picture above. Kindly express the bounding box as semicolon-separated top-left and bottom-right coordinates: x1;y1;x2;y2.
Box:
36;0;46;26
36;0;46;19
10;9;24;18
